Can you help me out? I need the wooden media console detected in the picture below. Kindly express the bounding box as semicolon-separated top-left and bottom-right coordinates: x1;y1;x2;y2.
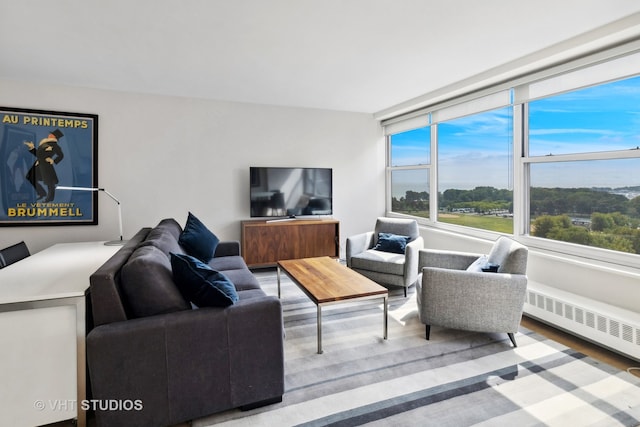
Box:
241;219;339;267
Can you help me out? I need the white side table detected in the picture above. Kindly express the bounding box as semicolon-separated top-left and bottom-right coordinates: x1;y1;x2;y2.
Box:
0;241;120;427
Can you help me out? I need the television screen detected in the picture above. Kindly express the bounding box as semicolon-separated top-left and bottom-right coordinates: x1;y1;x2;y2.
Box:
250;167;332;218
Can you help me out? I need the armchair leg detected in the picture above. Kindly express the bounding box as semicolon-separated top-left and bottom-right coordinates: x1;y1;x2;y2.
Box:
508;333;517;347
425;325;431;340
404;286;407;297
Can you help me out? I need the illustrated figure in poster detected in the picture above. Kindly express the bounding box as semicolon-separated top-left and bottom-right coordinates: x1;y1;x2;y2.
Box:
24;129;65;202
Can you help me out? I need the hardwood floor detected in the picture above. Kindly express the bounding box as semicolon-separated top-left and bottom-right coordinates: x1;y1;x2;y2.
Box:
522;315;640;378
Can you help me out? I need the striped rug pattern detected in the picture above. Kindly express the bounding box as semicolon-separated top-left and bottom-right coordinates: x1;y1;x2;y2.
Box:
195;268;640;427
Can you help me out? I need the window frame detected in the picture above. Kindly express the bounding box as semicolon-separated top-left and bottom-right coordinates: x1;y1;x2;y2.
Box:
383;43;640;268
519;79;640;266
434;104;515;234
386;124;432;220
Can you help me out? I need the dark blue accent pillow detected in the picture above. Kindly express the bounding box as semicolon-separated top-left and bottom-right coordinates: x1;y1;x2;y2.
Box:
179;212;220;263
170;252;239;307
374;232;411;254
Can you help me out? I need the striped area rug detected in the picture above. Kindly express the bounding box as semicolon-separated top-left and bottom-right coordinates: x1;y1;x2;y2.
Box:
194;268;640;427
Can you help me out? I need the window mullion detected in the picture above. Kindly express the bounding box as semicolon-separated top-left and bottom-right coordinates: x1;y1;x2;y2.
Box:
524;148;640;164
430;124;438;221
512;103;527;236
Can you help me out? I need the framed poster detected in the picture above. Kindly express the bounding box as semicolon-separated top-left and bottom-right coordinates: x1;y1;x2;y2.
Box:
0;107;98;226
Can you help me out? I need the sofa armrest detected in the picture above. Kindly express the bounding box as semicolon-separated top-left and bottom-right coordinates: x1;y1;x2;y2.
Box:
346;231;375;267
215;240;241;257
227;295;285;405
87;296;284;426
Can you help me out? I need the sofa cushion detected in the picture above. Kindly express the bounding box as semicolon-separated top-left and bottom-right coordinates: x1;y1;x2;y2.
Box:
236;288;267;301
171;253;239;307
350;249;406;276
209;255;250;272
154;218;183;241
138;224;185;257
120;245;190;318
179;212;219;263
220;268;261;291
373;232;411;254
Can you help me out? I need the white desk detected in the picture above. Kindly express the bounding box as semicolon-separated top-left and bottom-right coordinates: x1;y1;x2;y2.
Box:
0;242;120;427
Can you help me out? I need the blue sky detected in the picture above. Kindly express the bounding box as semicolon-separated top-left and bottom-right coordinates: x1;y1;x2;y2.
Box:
437;108;512;191
529;76;640;156
391;75;640;197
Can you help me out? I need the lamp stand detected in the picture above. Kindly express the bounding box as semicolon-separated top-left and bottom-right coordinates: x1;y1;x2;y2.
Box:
56;186;126;246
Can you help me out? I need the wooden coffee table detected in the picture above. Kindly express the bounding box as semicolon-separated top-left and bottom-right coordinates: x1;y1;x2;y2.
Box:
277;256;388;354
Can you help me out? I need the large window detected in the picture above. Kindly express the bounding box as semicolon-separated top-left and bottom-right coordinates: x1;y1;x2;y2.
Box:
437;107;513;232
526;76;640;254
389;126;430;218
384;47;640;262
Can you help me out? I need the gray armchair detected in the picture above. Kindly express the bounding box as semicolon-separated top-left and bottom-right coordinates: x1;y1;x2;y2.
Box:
346;217;424;297
416;236;528;346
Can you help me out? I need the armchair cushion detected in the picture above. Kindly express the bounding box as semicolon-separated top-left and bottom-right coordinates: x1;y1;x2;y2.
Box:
350;249;407;276
373;232;411;254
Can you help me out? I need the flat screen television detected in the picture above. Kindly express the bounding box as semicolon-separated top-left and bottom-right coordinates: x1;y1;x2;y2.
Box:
250;167;332;218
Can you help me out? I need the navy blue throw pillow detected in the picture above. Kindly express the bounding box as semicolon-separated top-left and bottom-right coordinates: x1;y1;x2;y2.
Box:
170;253;239;307
178;212;220;263
374;232;411;254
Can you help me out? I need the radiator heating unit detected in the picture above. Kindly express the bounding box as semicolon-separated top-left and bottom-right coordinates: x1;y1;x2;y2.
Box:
524;282;640;362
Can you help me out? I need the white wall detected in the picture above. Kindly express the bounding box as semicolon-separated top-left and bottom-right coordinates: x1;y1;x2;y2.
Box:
0;79;385;255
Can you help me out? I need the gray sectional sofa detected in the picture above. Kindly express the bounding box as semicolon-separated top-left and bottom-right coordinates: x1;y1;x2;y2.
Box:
87;217;284;427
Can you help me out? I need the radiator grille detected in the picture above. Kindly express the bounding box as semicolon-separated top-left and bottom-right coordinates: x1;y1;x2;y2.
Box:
564;304;574;321
609;319;619;338
525;289;640;361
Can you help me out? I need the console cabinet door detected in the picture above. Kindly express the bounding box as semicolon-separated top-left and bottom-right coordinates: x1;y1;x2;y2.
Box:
242;220;339;267
297;223;337;259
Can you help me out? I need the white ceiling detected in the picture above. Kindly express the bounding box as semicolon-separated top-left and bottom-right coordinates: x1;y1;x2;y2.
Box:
1;1;640;114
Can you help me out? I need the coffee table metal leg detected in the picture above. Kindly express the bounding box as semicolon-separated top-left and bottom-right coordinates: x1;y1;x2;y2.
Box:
317;304;323;354
383;295;388;340
276;265;281;299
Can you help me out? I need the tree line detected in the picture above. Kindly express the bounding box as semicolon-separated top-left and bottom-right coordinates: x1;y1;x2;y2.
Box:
392;186;640;254
393;186;640;218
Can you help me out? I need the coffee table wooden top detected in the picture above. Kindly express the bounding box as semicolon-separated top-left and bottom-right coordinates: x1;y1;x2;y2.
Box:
277;256;388;304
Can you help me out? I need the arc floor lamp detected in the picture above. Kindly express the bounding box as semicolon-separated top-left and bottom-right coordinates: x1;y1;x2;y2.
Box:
56;186;125;245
